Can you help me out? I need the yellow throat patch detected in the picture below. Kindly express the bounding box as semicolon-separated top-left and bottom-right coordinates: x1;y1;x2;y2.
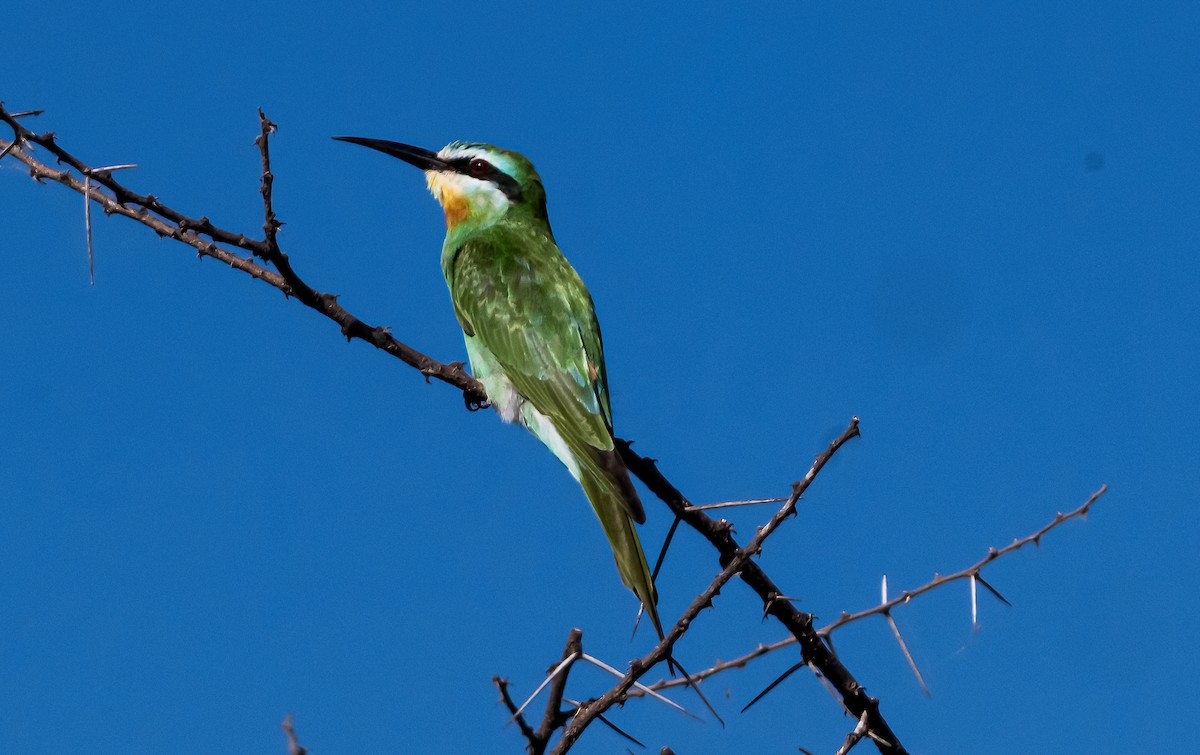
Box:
426;172;469;229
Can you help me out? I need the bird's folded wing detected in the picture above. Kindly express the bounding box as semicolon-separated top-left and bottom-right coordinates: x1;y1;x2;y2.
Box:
450;236;617;455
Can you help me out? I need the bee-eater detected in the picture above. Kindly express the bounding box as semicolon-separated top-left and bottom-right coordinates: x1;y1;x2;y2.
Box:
334;136;662;637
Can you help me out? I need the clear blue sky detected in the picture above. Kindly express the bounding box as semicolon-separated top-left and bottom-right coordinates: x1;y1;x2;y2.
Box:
3;3;1196;753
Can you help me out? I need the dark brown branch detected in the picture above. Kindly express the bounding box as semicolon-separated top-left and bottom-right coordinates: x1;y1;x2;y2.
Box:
3;105;1102;755
0;103;486;407
2;106;909;748
256;110;282;256
495;629;585;755
495;677;539;750
530;629;583;754
549;419;908;754
616;425;907;755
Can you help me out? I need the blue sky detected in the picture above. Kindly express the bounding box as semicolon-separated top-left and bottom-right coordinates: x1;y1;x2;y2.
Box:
2;2;1196;752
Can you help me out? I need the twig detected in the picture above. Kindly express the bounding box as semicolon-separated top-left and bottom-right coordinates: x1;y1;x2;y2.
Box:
635;485;1108;701
635;636;798;694
0;104;487;407
821;486;1108;636
3;106;1104;755
281;714;307;755
498;629;585;755
256;110;281;255
552;420;898;753
494;677;538;749
533;630;584;751
614;421;908;755
836;710;872;755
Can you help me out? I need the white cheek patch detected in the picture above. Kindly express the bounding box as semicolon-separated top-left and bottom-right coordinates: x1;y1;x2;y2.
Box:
426;168;509;217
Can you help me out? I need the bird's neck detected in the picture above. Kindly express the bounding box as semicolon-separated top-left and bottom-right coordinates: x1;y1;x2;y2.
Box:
427;171;509;231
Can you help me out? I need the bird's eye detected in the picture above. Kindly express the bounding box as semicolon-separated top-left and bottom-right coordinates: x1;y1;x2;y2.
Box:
468;158;490;176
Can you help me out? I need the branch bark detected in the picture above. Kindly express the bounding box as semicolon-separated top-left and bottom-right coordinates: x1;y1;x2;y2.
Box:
1;103;908;753
1;104;1104;755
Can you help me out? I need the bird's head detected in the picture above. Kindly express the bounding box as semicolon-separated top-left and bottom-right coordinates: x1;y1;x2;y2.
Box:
334;137;548;231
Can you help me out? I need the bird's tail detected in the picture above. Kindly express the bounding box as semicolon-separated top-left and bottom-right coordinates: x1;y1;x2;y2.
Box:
578;451;663;640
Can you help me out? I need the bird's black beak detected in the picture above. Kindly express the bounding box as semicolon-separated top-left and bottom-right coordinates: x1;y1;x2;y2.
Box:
332;136;448;171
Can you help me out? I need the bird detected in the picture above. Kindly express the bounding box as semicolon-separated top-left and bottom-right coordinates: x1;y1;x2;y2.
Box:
334;136;663;638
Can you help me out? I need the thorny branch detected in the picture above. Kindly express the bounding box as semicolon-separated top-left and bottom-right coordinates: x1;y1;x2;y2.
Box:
494;629;584;755
821;484;1107;635
1;104;1107;755
555;422;912;753
510;419;905;754
0;104;488;408
630;484;1107;701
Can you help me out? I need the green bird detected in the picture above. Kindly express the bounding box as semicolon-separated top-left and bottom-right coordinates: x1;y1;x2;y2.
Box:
334;136;662;638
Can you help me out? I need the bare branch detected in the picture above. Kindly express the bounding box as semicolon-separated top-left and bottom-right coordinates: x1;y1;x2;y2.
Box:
636;636;799;694
820;485;1108;636
836;710;872;755
494;676;539;750
281;714;307;755
0;104;487;407
637;485;1108;701
256;109;281;254
551;420;903;753
533;629;584;749
3;105;1109;755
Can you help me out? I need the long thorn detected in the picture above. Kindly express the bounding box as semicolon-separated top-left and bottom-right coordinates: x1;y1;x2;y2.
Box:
592;711;645;748
970;574;978;627
83;174;94;286
668;656;723;726
686;497;789;512
650;515;683;584
511;651;579;723
884;612;929;697
741;661;807;713
579;654;698;719
975;573;1011;607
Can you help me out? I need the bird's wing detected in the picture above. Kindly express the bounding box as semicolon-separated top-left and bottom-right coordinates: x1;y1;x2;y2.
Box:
449;234;615;451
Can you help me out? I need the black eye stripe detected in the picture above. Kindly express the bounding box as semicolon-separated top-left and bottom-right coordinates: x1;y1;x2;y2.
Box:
447;156;523;203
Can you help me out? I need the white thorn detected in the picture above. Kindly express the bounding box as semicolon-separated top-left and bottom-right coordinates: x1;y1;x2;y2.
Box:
83;163;138;174
579;653;696;719
970;574;978;627
510;651;579;723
